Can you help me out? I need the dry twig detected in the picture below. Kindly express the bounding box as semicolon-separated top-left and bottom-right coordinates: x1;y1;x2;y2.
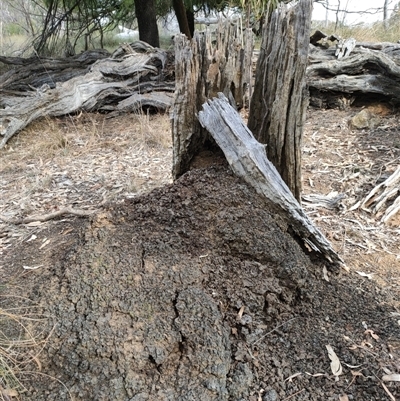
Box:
0;207;97;225
361;165;400;223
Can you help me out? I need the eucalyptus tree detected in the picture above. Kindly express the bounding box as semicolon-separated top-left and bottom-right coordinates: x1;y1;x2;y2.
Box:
34;0;132;55
33;0;288;56
34;0;194;55
134;0;159;46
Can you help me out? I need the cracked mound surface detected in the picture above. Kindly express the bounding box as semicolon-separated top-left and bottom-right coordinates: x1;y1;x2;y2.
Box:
22;167;399;400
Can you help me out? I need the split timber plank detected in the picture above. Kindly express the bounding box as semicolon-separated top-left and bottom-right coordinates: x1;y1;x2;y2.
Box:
198;93;343;269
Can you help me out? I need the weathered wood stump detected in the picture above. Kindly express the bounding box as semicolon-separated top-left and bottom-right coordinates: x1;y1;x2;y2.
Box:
172;21;254;179
247;0;313;201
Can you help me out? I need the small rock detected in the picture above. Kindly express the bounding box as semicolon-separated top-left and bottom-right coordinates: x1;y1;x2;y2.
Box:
349;109;380;130
239;314;253;325
262;389;278;401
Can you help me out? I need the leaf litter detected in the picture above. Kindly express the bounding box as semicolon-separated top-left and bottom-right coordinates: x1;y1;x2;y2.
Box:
0;108;399;400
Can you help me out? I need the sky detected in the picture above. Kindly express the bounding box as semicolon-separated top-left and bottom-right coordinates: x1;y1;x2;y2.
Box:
312;0;398;25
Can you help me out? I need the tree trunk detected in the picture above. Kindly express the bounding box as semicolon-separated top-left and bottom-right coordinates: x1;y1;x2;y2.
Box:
186;7;195;37
325;0;329;28
134;0;159;47
247;0;312;202
384;0;389;29
172;22;254;178
172;0;192;39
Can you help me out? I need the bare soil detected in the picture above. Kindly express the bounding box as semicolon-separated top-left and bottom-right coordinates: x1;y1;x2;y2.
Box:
0;107;399;401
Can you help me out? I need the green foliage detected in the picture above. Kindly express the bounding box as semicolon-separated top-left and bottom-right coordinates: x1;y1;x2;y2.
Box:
34;0;290;55
155;0;233;17
3;23;26;36
113;0;137;25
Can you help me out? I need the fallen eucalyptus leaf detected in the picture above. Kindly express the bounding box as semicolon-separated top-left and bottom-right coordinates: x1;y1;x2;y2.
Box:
322;265;329;282
364;329;379;341
356;271;374;280
23;264;43;270
284;372;302;382
305;372;325;377
326;344;343;376
382;373;400;382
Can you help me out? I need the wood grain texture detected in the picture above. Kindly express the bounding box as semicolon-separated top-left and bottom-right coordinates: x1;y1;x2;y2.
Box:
0;46;172;148
199;93;343;268
248;0;312;201
172;22;253;179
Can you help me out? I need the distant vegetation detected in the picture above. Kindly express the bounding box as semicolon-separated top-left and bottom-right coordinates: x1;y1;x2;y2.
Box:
312;19;400;44
1;1;400;56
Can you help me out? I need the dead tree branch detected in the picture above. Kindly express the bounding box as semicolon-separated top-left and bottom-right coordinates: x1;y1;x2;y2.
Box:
0;207;97;225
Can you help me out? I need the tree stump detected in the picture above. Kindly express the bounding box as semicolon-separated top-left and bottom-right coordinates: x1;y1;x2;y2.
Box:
172;22;254;179
247;0;313;201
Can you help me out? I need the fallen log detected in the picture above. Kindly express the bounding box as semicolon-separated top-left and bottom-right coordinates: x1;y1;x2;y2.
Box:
308;49;400;77
307;37;400;107
360;165;400;224
198;93;343;269
0;49;111;92
0;43;174;149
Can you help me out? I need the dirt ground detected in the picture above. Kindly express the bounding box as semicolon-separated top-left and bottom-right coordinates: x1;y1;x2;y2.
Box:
0;106;399;401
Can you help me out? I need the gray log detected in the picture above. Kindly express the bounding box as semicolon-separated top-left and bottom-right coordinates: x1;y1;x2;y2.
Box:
0;49;110;91
198;93;343;269
307;45;400;106
0;47;172;148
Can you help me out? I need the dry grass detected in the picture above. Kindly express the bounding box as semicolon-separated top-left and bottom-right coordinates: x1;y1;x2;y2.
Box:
338;22;400;43
0;298;52;400
0;35;32;57
0;110;172;230
312;20;400;43
2;111;171;163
